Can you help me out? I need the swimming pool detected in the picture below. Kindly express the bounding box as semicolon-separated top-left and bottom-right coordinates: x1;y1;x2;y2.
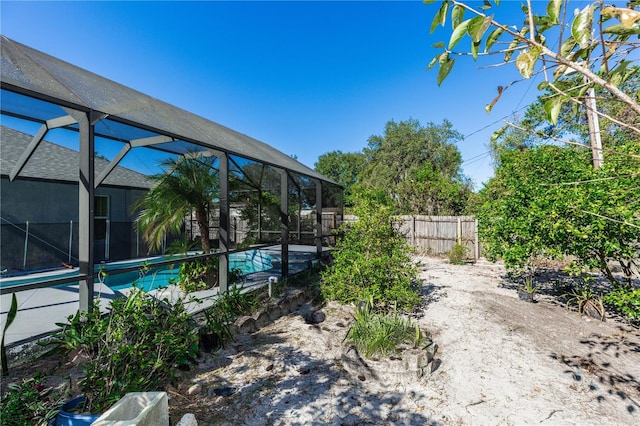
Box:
0;250;274;291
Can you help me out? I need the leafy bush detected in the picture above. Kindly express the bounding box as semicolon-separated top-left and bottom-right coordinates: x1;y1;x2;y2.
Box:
176;258;218;292
448;242;469;265
344;297;424;359
478;144;640;288
604;287;640;321
200;284;258;350
0;377;67;426
321;191;420;311
50;288;199;413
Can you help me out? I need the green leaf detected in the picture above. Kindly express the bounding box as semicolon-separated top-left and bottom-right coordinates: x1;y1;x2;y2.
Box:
515;47;541;78
571;5;595;48
437;52;455;85
468;14;493;43
448;19;471;50
544;96;566;124
471;40;480;60
432;41;445;49
1;294;18;376
481;0;492;10
547;0;562;24
427;54;440;70
553;64;568;79
485;27;504;52
602;24;640;36
452;4;465;28
423;0;437;4
504;28;527;62
490;125;508;141
609;60;632;86
431;1;450;33
560;37;577;56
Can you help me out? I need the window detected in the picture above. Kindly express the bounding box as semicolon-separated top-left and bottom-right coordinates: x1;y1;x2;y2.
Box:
94;196;109;240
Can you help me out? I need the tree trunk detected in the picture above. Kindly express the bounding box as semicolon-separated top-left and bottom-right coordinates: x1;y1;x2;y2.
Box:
196;207;210;253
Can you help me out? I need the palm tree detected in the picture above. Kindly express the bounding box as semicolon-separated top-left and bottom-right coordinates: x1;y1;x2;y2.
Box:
133;152;219;253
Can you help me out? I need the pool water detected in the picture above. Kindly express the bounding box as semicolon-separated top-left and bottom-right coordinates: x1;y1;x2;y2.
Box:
0;250;274;291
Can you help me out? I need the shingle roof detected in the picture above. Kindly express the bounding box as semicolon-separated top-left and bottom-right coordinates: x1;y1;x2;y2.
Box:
0;126;152;189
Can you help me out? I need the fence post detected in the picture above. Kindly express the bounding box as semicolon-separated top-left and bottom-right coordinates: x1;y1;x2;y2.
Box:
474;219;480;260
411;216;416;247
456;217;462;245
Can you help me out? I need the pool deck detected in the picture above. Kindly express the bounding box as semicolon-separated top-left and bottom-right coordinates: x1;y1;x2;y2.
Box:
0;245;328;351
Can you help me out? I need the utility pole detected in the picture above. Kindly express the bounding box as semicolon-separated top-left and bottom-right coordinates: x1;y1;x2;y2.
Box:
585;87;603;169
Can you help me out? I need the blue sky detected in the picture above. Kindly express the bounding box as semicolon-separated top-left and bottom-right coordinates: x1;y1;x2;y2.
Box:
0;1;599;188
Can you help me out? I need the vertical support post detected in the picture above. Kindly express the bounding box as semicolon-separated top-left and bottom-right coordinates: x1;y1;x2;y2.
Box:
68;108;96;313
68;220;73;263
411;216;416;248
457;217;462;246
474;218;480;260
280;170;289;279
257;194;262;242
297;190;302;242
215;151;229;294
105;219;110;260
314;179;322;257
23;221;29;269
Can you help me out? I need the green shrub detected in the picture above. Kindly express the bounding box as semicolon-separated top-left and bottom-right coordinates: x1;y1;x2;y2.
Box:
344;297;424;359
50;288;199;413
0;377;67;426
604;287;640;321
176;258;218;292
321;191;420;311
200;284;258;350
448;242;469;265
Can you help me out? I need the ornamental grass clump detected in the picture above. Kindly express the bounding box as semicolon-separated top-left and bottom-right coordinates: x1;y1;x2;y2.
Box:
344;296;425;359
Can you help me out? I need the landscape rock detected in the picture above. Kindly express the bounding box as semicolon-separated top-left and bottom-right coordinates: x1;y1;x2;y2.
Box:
176;413;197;426
187;383;202;395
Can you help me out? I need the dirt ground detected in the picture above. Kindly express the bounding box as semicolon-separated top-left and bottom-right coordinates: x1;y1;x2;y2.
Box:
4;256;639;425
166;256;639;425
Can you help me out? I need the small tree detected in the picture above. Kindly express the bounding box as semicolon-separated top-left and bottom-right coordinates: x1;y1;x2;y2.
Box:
133;152;219;253
314;150;365;208
360;118;475;215
321;189;420;310
479;144;640;288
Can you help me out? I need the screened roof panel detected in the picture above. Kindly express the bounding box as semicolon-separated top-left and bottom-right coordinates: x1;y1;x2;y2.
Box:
0;36;338;186
0;89;67;123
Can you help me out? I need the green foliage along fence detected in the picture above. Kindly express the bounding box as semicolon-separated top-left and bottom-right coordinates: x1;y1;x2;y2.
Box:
343;215;480;259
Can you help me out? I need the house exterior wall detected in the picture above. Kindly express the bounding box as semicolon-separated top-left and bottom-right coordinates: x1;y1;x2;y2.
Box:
0;177;148;273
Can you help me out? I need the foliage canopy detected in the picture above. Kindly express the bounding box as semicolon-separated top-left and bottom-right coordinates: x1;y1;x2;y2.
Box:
133;152;219;253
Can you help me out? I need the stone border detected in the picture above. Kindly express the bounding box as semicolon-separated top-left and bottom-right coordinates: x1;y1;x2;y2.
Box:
231;286;319;335
341;341;439;384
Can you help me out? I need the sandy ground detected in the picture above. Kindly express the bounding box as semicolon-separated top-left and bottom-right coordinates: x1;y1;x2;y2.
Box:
169;257;640;425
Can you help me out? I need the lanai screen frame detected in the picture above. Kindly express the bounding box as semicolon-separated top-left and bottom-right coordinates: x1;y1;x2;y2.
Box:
0;36;343;310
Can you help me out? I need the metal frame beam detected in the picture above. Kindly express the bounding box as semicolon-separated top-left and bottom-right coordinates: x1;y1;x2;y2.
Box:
212;150;229;294
9;115;77;181
280;169;289;279
314;179;323;256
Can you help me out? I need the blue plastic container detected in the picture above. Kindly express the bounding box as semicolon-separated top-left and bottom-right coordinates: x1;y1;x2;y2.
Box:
55;397;101;426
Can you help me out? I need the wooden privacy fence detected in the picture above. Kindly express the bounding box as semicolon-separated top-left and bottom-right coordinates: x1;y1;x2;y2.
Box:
343;215;480;259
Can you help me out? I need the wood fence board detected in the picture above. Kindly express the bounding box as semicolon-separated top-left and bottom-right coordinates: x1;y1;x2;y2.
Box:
343;214;480;258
